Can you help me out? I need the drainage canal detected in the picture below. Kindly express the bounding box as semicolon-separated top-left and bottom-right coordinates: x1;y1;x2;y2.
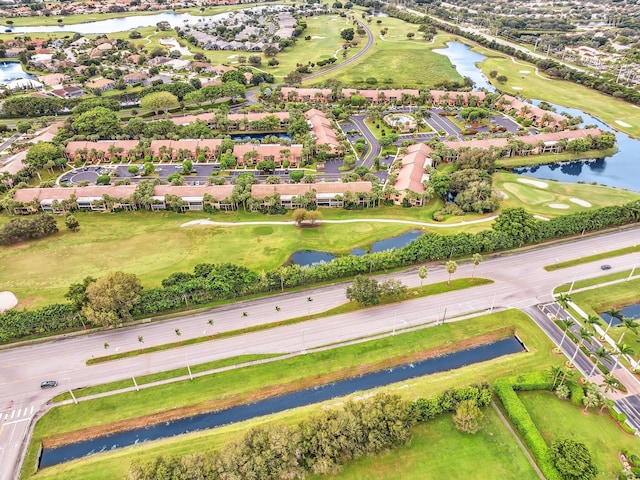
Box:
40;336;525;468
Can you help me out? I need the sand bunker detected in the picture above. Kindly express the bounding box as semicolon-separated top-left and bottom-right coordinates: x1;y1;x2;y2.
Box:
616;120;632;128
534;215;550;221
496;190;509;199
311;36;326;39
519;70;530;73
549;203;570;209
517;178;548;188
512;86;523;90
0;291;18;312
182;219;216;227
569;198;592;207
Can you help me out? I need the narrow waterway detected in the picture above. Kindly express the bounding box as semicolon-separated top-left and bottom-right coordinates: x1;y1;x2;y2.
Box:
39;336;525;468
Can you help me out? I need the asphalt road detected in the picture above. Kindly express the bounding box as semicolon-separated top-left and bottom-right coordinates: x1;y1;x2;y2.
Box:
2;226;640;478
349;115;381;167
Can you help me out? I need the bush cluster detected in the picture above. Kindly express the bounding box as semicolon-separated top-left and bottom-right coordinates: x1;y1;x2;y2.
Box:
0;214;58;245
412;383;491;421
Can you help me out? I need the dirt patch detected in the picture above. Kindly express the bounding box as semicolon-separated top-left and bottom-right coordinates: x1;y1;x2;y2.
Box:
42;328;515;448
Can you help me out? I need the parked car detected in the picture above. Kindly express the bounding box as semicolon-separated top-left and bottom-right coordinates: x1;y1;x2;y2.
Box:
40;380;57;389
601;264;612;270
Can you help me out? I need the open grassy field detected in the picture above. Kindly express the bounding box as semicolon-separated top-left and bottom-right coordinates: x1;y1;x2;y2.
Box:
493;171;640;218
0;205;497;308
307;19;462;88
25;309;561;479
474;46;640;139
322;408;538;480
519;390;640;479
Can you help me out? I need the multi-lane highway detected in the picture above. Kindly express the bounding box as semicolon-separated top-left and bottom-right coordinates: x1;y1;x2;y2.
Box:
2;226;640;478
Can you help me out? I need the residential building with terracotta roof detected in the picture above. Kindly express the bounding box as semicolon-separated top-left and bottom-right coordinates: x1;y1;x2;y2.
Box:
392;143;434;206
430;90;487;107
304;109;341;151
251;181;373;208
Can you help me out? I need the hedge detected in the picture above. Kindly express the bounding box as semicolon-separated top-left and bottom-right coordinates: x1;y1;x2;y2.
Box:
570;382;585;406
494;374;563;480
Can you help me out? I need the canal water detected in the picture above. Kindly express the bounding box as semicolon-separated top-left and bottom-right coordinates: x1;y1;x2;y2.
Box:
291;230;422;266
600;303;640;327
434;42;494;91
39;336;525;468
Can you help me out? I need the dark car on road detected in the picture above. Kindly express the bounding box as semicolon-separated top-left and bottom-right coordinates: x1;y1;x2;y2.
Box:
40;380;57;389
601;264;612;270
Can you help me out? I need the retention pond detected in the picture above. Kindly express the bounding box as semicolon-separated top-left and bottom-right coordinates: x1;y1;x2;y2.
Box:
40;336;525;468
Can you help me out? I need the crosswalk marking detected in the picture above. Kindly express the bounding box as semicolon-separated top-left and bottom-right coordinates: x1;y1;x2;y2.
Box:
2;406;35;422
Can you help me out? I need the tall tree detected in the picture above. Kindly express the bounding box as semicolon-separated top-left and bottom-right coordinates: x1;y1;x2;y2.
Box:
602;307;622;336
618;317;639;344
453;399;484;434
558;318;575;349
140;91;179;115
82;271;142;327
492;207;539;247
589;346;611;377
346;276;381;306
569;328;593;367
551;439;598;480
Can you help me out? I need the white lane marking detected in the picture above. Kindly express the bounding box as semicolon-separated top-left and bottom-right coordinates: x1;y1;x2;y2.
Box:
29;406;34;415
2;417;30;426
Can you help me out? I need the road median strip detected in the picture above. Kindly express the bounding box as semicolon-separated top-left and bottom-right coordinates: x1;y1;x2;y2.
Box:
545;245;640;271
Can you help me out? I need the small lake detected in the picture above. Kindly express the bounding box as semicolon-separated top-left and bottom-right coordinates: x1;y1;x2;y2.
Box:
512;100;640;192
433;42;494;91
0;61;35;85
600;303;640;327
39;336;525;468
291;230;422;266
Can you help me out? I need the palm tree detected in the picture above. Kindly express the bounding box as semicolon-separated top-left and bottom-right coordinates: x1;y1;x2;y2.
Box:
446;260;457;286
558;318;575;349
600;374;620;394
589;346;612;377
418;266;428;291
599;397;615;414
612;343;634;371
584;314;601;334
603;307;623;336
618;317;639;344
569;328;593;367
556;293;571;316
550;365;572;389
471;253;482;282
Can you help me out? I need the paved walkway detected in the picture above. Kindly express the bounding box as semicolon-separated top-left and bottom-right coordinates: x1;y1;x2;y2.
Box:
180;216;497;229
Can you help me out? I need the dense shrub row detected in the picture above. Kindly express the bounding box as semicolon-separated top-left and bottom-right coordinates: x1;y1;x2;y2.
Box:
412;382;491;421
1;202;639;342
126;385;491;480
494;373;562;480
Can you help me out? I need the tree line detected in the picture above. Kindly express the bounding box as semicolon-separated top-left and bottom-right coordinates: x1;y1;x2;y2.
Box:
126;385;491;479
1;202;639;342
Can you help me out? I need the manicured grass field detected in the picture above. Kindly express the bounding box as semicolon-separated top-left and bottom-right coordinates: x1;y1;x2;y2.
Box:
322;409;538;480
307;19;462;88
25;309;561;479
519;390;640;479
493;171;640;218
475;48;640;139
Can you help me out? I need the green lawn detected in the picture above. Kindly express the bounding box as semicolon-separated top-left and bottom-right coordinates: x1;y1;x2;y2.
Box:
545;245;640;271
307;20;462;88
493;171;640;218
519;390;640;480
322;408;538;480
0;210;421;308
475;48;640;139
25;309;562;479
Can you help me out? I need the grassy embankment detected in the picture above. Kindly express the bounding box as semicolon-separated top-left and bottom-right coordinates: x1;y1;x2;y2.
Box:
24;309;561;480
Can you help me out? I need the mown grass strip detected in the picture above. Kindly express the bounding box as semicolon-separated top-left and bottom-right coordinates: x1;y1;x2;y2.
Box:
87;278;492;365
554;270;636;293
54;354;279;403
545;245;640;271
